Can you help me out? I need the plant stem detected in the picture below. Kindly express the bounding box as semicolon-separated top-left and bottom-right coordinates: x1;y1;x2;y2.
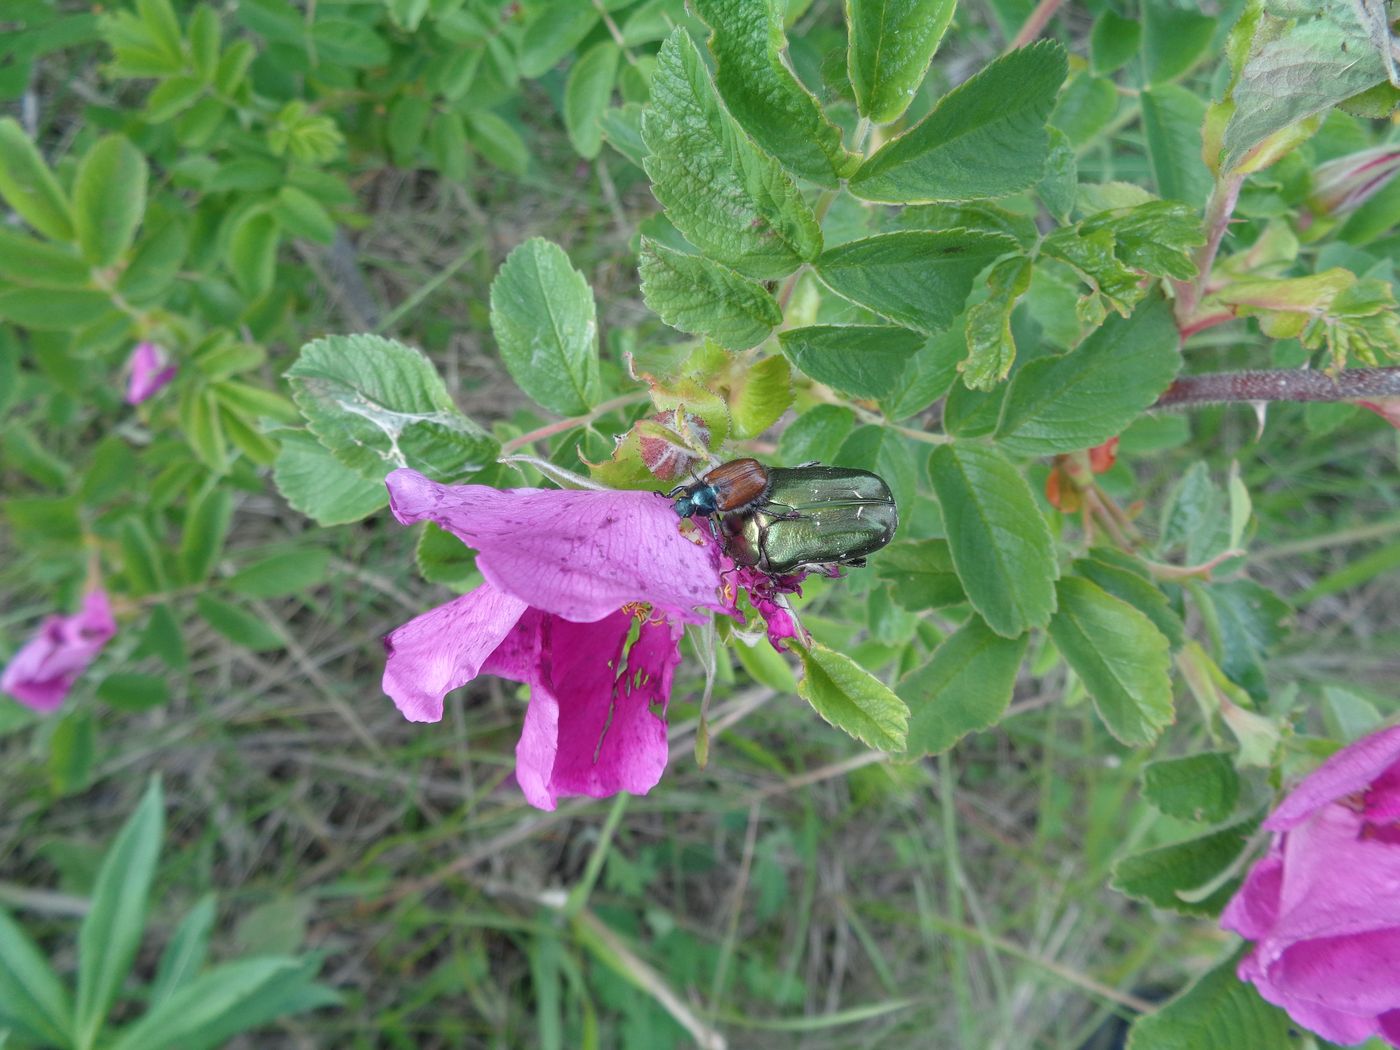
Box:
1008;0;1064;48
498;391;650;454
1153;367;1400;409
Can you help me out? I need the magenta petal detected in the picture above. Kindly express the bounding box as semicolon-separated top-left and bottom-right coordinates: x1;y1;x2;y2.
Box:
1378;1009;1400;1047
382;583;528;723
1271;929;1400;1015
515;611;679;811
1266;725;1400;831
124;342;177;405
1221;841;1284;941
384;469;723;622
1269;806;1400;943
1;591;116;712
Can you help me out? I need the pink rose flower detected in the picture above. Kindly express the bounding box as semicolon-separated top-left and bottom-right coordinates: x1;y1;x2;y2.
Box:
1222;723;1400;1046
381;468;731;811
124;341;177;405
1;591;117;712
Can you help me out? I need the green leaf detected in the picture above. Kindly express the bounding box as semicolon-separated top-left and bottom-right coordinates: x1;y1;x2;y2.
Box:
1127;947;1293;1050
150;895;216;1008
465;110;528;175
144;75;204;123
286;334;499;482
796;642;909;751
96;672;171;712
387;95;432;166
1143;753;1240;824
564;41;619;159
0;117;74;241
1142;2;1215;85
1049;72;1118;148
961;255;1032;390
1205;580;1290;703
928;443;1057;637
226;548;332;598
0;288;112;329
642;29;821;280
179;487;232;584
310;19;389;67
814;230;1016;334
415;521;477;588
1049;576;1173;747
875;539;966;611
1223;7;1388;173
1141;86;1212;207
995;297;1181;456
600;103;646;167
271;186;335;244
133;604;187;669
1073;551;1185;649
729;353;791;439
518;1;597;78
0;907;73;1046
179;388;228;474
777;403;854;463
75;778;164;1050
118;216;189;305
849;42;1067;203
489;237;602;415
0;228;92;287
195;594;283;651
106;956;329;1050
779;325;924;399
429;111;470;183
1090;10;1140;76
73;135;147;266
1036;127;1077;222
639;239;781;350
878;325;962;420
690;0;858;186
48;708;97;795
901;616;1027;756
1111;814;1258;916
272;430;390;526
847;0;956;124
226;211;279;297
1158;461;1226;564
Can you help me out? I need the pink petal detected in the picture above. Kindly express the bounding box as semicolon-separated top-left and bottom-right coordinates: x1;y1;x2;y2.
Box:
1377;1009;1400;1047
125;342;177;405
1266;724;1400;831
1;591;116;712
1366;764;1400;822
1220;840;1284;941
1269;805;1400;944
382;583;528;723
385;469;724;623
1241;944;1379;1045
515;611;680;810
1270;929;1400;1016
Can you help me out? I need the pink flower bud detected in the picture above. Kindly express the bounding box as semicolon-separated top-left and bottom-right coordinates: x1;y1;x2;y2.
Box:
1311;147;1400;217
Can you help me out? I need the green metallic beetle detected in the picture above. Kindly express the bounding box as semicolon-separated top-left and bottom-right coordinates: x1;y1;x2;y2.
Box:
713;464;898;575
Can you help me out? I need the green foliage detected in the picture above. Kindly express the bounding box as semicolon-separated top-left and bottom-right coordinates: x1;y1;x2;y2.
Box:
794;642;909;752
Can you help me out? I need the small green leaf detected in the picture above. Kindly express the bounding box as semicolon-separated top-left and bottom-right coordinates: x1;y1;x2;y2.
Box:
691;0;858;186
0;907;73;1046
271;185;335;244
995;297;1181;456
75;779;164;1050
642;29;821;279
0;288;113;329
1090;10;1140;76
564;41;619;159
850;41;1068;203
1049;576;1173;747
901;616;1027;756
387;95;432;166
179;486;232;584
1127;947;1293;1049
310;19;389;67
729;354;791;439
226;548;332;598
796;642;909;751
144;76;204;123
225;211;279;297
928;443;1058;637
961;255;1032;390
134;604;187;669
1074;551;1185;649
815;230;1016;334
48;708;97;796
73;135;148;267
489;237;602;416
518;1;597;77
777;404;854;463
847;0;956;124
639;238;781;350
0;117;74;241
600;103;646;167
150;895;216;1007
286;334;498;482
875;539;965;610
0;228;92;287
1142;86;1212;206
272;430;389;526
878;325;962;421
96;672;171;712
429;111;470;183
415;521;477;588
779;324;925;399
1142;3;1215;86
465;110;528;175
195;594;283;651
1036;127;1078;221
1111;814;1258;916
1143;753;1240;824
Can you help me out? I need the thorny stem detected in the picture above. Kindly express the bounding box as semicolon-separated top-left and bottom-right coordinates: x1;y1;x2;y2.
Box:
498;391;650;454
1153;367;1400;409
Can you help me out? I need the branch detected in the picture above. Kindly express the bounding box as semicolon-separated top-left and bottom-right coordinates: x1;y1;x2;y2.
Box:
1153;368;1400;409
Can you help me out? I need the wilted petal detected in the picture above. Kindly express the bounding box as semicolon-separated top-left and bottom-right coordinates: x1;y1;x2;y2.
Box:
385;468;723;622
1;591;116;712
1266;724;1400;831
125;342;177;405
515;610;679;810
382;583;528;723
